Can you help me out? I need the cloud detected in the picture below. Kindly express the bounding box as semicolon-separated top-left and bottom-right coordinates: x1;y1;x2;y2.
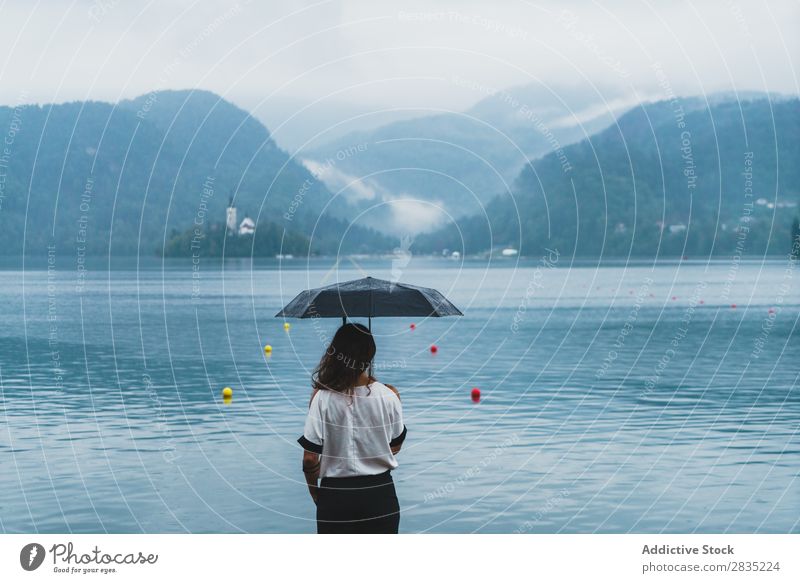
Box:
0;0;796;151
384;197;448;234
300;157;446;234
547;92;665;129
300;158;378;202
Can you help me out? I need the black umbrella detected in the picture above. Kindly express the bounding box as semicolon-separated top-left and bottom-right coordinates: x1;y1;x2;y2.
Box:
275;276;462;329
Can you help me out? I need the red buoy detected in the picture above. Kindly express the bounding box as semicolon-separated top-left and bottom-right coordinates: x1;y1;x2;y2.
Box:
768;308;775;314
471;387;481;402
699;300;705;305
430;345;438;354
410;323;416;330
731;303;737;309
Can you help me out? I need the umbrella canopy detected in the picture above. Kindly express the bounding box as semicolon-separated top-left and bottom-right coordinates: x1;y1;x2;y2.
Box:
275;276;462;323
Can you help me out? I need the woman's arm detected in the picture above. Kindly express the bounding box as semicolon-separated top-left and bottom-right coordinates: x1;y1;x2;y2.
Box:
302;389;322;503
302;450;320;504
386;384;404;454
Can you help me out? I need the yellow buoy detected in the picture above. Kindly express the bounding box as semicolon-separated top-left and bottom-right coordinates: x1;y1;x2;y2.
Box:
283;322;291;331
263;344;273;353
223;395;232;405
222;387;233;398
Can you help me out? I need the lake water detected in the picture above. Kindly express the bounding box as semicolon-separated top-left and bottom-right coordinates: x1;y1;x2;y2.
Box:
1;257;798;533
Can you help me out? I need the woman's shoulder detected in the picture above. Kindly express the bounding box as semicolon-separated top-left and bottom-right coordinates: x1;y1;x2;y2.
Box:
309;387;329;406
368;381;400;400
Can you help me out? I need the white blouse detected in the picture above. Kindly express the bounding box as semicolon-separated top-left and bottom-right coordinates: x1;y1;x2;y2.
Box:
298;381;407;478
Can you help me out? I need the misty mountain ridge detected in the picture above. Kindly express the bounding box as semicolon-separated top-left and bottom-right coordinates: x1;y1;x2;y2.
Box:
417;95;799;258
300;80;788;236
0;86;795;260
0;89;392;257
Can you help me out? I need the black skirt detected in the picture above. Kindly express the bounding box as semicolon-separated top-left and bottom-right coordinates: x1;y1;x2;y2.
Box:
316;470;400;534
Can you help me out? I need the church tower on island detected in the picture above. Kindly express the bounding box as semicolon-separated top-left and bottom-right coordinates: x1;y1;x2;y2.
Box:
226;196;237;236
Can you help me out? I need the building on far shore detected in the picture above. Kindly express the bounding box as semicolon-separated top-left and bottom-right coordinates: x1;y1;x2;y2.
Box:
239;216;255;236
226;196;256;236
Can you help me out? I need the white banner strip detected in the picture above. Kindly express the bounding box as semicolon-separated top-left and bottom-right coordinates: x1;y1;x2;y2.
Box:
1;534;796;582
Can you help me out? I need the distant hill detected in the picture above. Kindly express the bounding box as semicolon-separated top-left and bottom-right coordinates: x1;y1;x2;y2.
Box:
2;89;795;260
0;89;392;257
417;97;800;258
300;82;639;233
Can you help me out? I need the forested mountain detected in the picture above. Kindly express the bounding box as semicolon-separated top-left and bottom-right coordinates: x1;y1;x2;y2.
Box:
301;82;632;232
0;90;391;257
418;97;800;258
1;89;796;260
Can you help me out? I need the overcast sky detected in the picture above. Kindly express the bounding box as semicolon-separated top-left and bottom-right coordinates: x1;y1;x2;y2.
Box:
0;0;797;150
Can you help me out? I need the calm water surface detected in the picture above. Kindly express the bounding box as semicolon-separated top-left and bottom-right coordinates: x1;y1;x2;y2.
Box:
1;257;798;533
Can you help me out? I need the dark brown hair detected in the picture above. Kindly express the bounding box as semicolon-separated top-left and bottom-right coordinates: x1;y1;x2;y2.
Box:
312;323;376;394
